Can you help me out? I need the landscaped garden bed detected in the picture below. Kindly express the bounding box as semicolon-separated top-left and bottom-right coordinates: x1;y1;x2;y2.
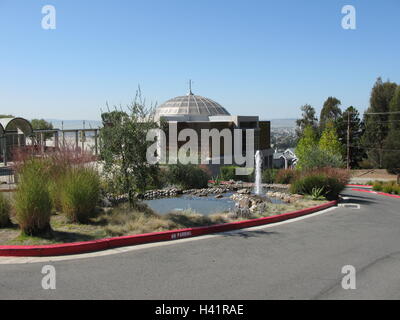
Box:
371;181;400;195
0;154;348;247
0;196;326;246
0;123;349;248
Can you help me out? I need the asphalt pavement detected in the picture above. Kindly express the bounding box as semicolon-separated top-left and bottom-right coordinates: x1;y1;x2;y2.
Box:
1;188;400;299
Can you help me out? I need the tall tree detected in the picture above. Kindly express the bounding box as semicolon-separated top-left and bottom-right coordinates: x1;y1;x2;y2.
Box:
295;104;318;138
336;106;365;168
319;97;342;132
295;124;343;169
362;78;398;168
100;92;160;207
319;120;342;156
388;86;400;131
383;130;400;183
295;125;318;169
383;86;400;182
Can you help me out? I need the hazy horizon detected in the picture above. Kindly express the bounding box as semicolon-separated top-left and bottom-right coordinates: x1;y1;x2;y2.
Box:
43;118;297;130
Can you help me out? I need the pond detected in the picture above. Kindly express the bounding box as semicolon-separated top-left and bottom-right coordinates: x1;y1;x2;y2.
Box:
144;192;283;216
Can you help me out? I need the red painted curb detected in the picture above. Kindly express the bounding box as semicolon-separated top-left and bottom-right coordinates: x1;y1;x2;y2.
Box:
351;188;400;199
0;201;337;257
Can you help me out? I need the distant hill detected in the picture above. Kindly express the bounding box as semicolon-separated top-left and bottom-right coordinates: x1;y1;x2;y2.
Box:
268;119;297;129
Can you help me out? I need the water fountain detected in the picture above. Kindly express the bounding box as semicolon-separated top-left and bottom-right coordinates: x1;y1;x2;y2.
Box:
254;150;263;195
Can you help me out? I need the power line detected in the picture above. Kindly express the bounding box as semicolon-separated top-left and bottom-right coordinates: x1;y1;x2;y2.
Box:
355;121;400;124
363;111;400;115
349;144;400;152
346;110;400;115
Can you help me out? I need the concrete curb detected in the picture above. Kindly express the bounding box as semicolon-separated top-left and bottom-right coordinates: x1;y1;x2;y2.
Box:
351;188;400;199
0;200;337;257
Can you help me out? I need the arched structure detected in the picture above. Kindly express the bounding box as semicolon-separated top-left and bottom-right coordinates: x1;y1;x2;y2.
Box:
0;117;33;136
0;117;34;166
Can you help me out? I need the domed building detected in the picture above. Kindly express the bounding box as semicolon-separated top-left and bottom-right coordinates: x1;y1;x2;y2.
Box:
155;92;230;120
154;87;273;174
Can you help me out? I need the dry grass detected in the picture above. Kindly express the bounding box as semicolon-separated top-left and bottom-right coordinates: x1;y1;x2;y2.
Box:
351;169;397;180
0;198;326;245
258;199;322;217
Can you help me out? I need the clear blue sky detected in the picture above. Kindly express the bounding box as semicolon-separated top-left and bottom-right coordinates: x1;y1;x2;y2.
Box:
0;0;399;121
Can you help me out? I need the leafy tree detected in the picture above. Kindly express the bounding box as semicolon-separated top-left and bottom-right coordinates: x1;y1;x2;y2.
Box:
336;106;365;168
31;119;54;141
319;97;342;132
166;164;209;189
319;121;342;156
383;129;400;183
362;78;397;168
295;125;318;169
31;119;53;130
388;86;400;131
0;114;14;119
297;148;344;170
296;124;344;170
295;104;318;138
99;92;160;207
383;86;400;183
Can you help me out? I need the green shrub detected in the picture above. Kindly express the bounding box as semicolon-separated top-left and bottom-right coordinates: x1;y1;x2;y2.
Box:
210;175;222;185
393;185;400;195
262;169;278;184
14;158;52;235
306;167;350;185
219;166;254;182
358;159;374;169
289;168;348;200
297;147;344;170
61;167;101;223
372;181;383;191
220;166;236;181
166;164;209;189
372;181;400;194
382;184;394;194
236;168;254;182
0;193;11;227
310;186;326;200
274;169;298;184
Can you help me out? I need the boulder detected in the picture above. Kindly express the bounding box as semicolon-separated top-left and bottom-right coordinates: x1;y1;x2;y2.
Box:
100;197;113;208
238;197;251;209
231;206;251;218
249;205;258;213
283;195;291;203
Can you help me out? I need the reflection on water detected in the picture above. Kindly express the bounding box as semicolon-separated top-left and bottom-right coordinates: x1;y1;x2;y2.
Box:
144;194;235;216
144;192;283;216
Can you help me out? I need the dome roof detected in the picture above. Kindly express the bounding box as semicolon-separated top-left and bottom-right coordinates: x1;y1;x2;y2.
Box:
155;92;230;118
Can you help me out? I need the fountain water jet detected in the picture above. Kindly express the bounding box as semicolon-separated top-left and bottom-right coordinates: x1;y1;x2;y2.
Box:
254;150;263;195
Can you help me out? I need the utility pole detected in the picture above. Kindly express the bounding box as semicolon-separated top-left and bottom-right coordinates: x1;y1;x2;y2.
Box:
347;111;350;170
